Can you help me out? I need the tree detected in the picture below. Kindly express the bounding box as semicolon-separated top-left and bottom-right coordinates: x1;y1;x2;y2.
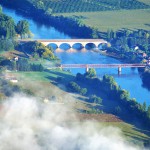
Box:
0;39;14;52
107;29;111;40
0;14;16;38
17;58;30;71
19;41;56;60
16;20;29;38
89;95;102;104
0;5;2;13
85;68;96;78
56;76;63;82
76;73;83;81
45;8;53;16
67;81;81;93
119;89;130;101
115;106;121;114
36;1;44;10
142;101;147;111
147;106;150;118
91;28;99;39
125;30;130;37
80;88;87;95
0;92;5;100
117;0;121;8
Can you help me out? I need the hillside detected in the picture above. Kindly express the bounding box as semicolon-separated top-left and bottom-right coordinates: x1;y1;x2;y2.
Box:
0;1;150;148
28;0;150;13
60;9;150;31
27;0;150;31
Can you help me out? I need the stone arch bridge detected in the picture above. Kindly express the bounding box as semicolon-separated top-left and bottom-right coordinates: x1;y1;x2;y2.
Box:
18;39;108;48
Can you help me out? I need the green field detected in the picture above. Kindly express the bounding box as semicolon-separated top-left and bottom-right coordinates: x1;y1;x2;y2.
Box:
5;70;150;146
12;69;74;82
99;122;150;146
25;0;150;32
58;9;150;31
29;0;150;13
139;0;150;5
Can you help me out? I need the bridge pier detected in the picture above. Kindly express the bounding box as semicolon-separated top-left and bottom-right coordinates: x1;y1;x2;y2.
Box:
118;66;122;75
60;64;63;70
95;43;99;49
86;65;89;73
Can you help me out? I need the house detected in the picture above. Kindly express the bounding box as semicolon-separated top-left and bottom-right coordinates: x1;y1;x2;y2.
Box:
136;50;147;58
14;56;19;61
138;52;147;58
10;78;18;83
146;59;150;65
134;46;139;51
4;74;18;83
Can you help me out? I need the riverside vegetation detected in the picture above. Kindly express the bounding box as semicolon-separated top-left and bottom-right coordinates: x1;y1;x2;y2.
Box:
0;2;150;147
0;0;150;120
0;0;149;62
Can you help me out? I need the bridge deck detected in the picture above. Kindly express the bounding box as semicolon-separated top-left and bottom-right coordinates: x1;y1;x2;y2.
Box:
18;39;107;42
61;64;145;68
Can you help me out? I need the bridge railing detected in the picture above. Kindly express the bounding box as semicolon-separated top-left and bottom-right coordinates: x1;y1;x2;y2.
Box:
60;64;146;68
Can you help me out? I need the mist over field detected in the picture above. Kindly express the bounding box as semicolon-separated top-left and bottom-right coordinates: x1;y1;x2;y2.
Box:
0;94;141;150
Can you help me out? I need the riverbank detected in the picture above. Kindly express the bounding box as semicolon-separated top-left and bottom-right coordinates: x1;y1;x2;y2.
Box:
2;3;150;106
59;9;150;32
2;70;150;147
92;49;122;59
1;4;150;147
0;0;97;39
1;0;147;66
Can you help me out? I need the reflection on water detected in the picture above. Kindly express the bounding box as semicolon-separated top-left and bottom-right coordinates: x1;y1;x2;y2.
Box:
3;7;71;39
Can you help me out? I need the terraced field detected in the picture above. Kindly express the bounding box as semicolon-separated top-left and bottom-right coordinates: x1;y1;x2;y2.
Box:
29;0;150;13
138;0;150;5
58;9;150;31
32;0;150;31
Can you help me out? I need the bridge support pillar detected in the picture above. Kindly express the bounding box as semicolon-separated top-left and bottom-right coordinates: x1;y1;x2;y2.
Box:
86;65;89;73
60;64;63;70
69;44;73;48
95;44;99;49
118;66;122;75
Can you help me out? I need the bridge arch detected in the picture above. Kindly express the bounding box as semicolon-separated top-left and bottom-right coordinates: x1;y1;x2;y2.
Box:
72;43;83;50
18;39;108;50
59;43;71;50
47;43;58;50
98;43;107;50
85;43;96;50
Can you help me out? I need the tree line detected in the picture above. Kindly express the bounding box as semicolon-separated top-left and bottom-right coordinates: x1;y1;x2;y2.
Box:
18;41;57;60
18;0;150;14
0;57;44;72
0;78;34;100
75;70;150;129
106;29;150;62
0;7;30;53
0;8;30;39
141;70;150;90
0;0;101;38
66;69;102;108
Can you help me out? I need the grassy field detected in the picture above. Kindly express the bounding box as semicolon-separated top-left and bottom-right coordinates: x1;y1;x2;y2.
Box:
28;0;150;13
139;0;150;5
12;69;75;82
4;70;150;146
57;9;150;32
99;122;150;146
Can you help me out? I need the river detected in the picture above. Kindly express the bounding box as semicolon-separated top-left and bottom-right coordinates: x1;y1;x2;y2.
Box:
2;6;150;105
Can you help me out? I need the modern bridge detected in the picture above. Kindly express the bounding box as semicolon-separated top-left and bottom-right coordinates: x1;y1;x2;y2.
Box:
18;39;107;48
58;63;146;73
